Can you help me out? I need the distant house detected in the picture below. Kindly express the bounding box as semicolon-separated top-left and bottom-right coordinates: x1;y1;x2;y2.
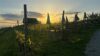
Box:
27;18;40;25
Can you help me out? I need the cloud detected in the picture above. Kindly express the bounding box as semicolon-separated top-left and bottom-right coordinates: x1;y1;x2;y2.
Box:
0;20;20;28
0;11;43;27
0;13;22;20
65;11;81;14
27;11;43;18
0;11;43;20
58;11;81;16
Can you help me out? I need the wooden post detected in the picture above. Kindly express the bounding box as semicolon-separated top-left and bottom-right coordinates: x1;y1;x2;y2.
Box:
23;4;28;56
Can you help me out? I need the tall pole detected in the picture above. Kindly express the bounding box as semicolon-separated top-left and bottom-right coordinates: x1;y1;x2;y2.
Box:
24;4;28;41
23;4;28;56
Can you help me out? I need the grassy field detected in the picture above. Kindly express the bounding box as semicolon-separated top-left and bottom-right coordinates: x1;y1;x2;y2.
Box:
0;27;18;56
0;19;100;56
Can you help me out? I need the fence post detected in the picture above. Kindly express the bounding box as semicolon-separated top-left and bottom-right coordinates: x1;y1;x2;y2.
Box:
23;4;28;56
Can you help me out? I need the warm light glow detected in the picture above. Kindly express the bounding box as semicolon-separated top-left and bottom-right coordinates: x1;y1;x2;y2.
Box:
38;12;84;24
38;12;60;24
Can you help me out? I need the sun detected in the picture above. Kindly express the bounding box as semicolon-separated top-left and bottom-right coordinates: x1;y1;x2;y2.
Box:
38;12;60;24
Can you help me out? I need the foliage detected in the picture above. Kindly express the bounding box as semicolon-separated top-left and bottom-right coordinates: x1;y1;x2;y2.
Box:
0;13;100;56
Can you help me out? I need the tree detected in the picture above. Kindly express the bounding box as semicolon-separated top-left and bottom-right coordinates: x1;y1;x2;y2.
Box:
89;12;95;19
83;12;87;21
74;13;79;22
83;12;88;29
73;13;79;32
65;16;69;29
46;13;51;25
61;11;66;41
61;10;66;26
66;16;69;25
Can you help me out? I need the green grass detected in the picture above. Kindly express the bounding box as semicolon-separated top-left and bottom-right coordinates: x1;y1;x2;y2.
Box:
0;20;100;56
0;27;18;56
38;27;96;56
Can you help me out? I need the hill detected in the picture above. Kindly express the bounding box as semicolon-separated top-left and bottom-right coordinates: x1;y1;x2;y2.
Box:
0;16;100;56
0;27;99;56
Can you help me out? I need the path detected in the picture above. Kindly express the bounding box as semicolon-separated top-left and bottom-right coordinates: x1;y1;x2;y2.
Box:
85;30;100;56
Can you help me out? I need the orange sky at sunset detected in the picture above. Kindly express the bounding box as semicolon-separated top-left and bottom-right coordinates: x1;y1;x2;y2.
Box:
0;0;99;27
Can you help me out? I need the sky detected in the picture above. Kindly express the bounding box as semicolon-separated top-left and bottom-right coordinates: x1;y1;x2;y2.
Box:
0;0;100;27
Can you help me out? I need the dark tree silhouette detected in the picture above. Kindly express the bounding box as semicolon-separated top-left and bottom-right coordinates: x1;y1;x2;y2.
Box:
61;10;66;26
61;11;66;41
83;12;87;20
89;12;95;19
74;13;79;22
83;12;88;29
92;12;94;16
73;13;79;32
66;16;69;25
65;16;69;30
46;13;51;25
